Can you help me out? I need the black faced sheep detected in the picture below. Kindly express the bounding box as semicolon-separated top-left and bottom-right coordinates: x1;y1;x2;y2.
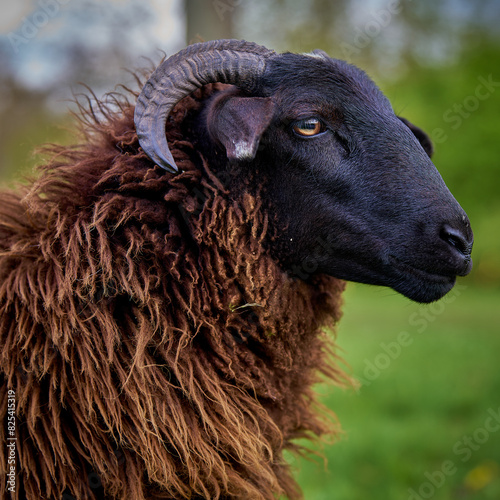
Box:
0;39;473;500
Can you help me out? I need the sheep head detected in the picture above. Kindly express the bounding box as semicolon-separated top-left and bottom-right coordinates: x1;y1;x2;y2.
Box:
135;39;473;304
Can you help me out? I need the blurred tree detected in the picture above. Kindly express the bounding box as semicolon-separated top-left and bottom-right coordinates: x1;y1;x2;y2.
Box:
236;0;500;77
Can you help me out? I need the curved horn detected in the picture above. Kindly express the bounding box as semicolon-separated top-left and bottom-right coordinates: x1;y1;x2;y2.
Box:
134;39;276;173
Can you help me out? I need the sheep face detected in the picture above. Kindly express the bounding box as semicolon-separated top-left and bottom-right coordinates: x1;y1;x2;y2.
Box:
204;53;473;304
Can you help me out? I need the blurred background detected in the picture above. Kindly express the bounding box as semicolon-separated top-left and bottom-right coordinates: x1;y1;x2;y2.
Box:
1;1;499;498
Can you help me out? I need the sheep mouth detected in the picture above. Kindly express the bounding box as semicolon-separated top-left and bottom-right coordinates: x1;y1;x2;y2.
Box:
388;255;456;283
387;255;457;303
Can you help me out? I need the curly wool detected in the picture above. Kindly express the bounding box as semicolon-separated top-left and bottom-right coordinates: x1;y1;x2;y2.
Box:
0;85;347;500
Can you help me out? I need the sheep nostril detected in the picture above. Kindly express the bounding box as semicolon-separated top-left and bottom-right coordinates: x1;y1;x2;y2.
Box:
440;224;473;257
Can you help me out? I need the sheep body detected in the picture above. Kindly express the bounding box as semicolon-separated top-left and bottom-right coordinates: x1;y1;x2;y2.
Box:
0;86;347;500
1;38;474;499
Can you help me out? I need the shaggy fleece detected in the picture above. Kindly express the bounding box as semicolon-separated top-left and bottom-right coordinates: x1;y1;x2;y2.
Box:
0;84;347;499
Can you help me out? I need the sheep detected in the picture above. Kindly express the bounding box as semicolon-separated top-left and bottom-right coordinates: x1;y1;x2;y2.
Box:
0;39;473;500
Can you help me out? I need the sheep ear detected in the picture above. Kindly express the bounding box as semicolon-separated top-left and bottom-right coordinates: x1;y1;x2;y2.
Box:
398;116;434;158
210;96;275;162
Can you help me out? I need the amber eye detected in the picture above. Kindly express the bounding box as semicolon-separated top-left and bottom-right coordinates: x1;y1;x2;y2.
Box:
292;118;324;137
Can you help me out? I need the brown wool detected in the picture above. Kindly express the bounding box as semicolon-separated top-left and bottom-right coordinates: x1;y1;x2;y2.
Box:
0;85;348;499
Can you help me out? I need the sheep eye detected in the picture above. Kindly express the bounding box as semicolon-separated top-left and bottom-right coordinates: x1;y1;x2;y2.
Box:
292;118;325;137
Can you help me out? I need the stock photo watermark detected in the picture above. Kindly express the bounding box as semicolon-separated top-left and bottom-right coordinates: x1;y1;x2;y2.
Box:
8;0;70;54
213;0;243;21
4;384;125;498
431;74;500;144
408;406;500;499
360;283;467;386
6;389;17;494
340;0;410;60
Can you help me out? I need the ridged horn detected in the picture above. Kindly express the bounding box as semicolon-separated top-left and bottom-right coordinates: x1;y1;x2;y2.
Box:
134;39;276;173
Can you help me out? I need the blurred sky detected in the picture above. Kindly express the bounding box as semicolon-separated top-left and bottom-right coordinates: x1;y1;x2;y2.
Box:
1;0;185;94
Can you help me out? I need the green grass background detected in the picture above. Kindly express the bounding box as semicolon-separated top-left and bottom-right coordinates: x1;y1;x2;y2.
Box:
295;282;500;500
